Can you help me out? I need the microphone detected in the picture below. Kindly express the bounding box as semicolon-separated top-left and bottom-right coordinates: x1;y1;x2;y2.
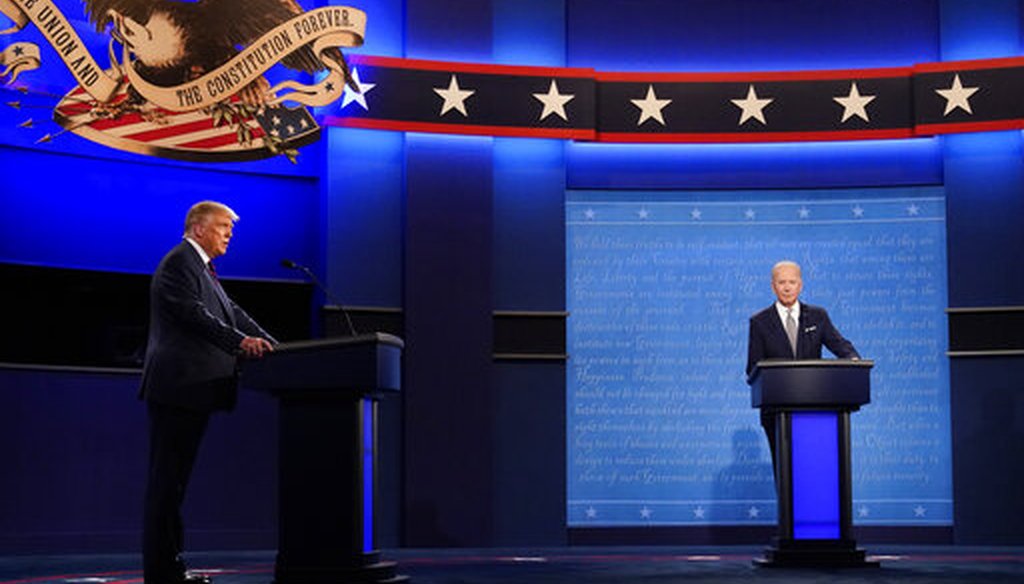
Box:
280;259;359;337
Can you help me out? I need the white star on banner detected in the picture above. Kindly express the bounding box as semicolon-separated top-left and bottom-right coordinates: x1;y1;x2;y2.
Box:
858;505;870;518
690;208;702;220
640;506;652;519
834;82;876;123
744;208;756;220
908;204;921;216
693;506;706;519
433;74;475;117
638;208;650;219
731;85;773;126
631;85;672;126
533;79;575;121
913;505;927;517
936;74;979;116
585;506;597;518
798;206;811;219
340;67;376;110
748;506;760;518
852;205;865;218
584;208;596;220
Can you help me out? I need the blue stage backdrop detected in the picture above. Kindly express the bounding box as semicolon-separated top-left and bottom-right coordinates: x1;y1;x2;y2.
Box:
566;186;951;527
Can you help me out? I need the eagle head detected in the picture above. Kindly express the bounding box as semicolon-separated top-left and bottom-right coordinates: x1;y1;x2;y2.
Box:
108;8;188;69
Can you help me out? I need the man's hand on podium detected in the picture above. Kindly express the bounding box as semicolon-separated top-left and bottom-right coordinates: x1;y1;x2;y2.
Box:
240;336;275;358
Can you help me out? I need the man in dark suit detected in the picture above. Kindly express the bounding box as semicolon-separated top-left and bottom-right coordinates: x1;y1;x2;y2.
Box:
141;201;276;584
746;260;859;465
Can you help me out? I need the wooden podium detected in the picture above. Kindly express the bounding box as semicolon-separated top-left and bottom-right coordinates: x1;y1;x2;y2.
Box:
242;333;407;584
750;359;877;568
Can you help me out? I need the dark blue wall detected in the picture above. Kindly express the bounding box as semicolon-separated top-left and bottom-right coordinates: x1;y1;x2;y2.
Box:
0;368;277;552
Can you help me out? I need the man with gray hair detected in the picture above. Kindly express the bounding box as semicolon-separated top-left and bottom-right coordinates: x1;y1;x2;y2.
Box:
141;201;276;584
746;260;859;464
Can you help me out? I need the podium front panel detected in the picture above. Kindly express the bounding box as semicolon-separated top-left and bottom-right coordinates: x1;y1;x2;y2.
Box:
790;412;840;539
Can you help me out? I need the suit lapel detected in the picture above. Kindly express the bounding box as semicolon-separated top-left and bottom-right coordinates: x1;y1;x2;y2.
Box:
183;241;235;326
794;302;804;358
204;268;236;326
764;304;795;358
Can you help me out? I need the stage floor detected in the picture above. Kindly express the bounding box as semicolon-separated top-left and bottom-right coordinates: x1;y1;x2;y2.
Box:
3;546;1024;584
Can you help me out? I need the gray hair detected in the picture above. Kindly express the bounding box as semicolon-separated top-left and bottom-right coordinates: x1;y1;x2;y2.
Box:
771;260;801;278
184;201;239;236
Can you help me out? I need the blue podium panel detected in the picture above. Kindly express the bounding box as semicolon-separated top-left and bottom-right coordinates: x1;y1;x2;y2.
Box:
362;399;375;553
791;413;840;539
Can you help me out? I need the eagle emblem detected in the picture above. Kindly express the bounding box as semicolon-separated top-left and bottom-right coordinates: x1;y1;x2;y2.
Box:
0;0;366;162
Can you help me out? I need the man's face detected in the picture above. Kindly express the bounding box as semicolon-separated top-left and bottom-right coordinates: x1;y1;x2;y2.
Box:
771;265;802;307
193;211;234;259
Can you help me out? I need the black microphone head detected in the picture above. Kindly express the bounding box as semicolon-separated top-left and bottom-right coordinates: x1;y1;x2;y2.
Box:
280;259;297;269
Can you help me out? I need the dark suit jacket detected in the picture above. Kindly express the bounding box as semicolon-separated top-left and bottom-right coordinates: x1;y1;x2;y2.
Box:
140;240;276;411
746;302;859;383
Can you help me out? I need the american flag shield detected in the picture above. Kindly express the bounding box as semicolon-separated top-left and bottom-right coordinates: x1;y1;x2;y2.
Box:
53;80;320;162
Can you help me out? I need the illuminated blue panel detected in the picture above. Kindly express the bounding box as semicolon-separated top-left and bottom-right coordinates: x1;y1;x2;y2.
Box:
324;127;405;307
791;413;840;540
362;398;374;552
404;0;491;63
567;0;938;72
567;139;943;190
0;147;318;277
943;131;1024;306
494;0;566;67
493;138;566;310
938;0;1021;61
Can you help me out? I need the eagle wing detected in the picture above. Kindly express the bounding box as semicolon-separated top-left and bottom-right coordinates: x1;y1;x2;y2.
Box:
81;0;156;31
201;0;347;74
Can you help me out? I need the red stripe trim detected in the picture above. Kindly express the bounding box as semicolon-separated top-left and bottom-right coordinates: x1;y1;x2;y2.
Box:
56;102;95;116
350;55;596;78
916;118;1024;135
597;66;912;83
323;116;597;139
915;56;1024;73
597;128;915;143
124;118;216;141
89;112;148;130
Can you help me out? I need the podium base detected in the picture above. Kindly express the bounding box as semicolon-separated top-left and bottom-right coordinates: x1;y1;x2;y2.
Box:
754;538;880;568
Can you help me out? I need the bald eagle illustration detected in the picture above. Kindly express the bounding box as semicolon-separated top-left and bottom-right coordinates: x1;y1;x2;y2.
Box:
83;0;353;104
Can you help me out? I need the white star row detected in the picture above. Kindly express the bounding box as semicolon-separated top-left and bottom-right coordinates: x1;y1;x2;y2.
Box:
584;505;763;520
341;68;979;127
857;504;929;518
583;503;932;521
581;204;923;221
341;69;578;121
633;75;977;126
